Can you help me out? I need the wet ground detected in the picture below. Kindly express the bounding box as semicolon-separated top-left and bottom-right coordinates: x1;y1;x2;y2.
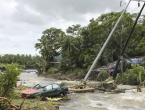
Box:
18;69;145;110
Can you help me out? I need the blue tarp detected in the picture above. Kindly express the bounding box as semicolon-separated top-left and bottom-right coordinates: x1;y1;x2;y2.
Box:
93;57;144;73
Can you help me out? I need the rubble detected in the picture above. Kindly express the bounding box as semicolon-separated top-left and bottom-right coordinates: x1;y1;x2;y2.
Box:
95;77;125;93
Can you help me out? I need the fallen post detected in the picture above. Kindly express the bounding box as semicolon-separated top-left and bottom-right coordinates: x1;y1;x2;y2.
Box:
69;88;95;92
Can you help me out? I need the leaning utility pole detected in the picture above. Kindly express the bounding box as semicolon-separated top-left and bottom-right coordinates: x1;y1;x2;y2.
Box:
84;0;131;81
113;1;145;78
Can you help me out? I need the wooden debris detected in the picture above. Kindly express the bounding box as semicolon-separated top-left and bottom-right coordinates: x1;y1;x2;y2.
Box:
0;97;19;110
137;86;142;92
69;88;95;92
45;97;62;102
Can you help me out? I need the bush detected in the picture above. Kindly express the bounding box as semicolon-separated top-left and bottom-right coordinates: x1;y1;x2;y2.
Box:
98;70;109;81
73;69;87;78
47;67;58;73
115;73;127;84
0;63;23;109
115;64;145;85
0;63;23;98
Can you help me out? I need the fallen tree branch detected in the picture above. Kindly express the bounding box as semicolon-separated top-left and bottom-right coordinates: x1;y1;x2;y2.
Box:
19;97;26;110
0;97;19;110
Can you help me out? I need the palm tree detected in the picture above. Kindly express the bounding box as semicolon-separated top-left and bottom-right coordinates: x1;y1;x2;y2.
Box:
61;35;79;58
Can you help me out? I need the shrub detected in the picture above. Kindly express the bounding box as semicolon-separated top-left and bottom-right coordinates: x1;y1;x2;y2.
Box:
47;67;58;73
115;64;145;85
98;70;109;81
0;63;23;98
115;73;127;84
73;69;87;78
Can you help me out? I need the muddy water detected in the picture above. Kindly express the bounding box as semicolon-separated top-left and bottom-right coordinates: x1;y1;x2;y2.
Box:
18;70;57;87
18;70;145;110
60;90;145;110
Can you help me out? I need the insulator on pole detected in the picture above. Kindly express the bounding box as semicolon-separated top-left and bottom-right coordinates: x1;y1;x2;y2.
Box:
138;2;140;7
120;0;122;7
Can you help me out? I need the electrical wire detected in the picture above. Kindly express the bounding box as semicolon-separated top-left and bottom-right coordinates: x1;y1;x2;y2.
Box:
130;7;140;13
114;3;127;12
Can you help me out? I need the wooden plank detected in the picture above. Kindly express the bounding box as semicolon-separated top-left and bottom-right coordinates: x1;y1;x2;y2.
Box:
69;88;95;92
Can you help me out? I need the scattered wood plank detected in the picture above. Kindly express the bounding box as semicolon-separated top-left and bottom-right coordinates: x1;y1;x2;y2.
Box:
68;88;95;92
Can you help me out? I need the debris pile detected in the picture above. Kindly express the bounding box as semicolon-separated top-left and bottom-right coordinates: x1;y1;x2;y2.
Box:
96;77;125;93
68;80;95;93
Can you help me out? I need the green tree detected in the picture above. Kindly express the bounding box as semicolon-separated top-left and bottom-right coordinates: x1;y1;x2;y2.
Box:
66;24;82;37
0;63;23;98
61;35;79;58
135;37;145;56
35;28;64;71
34;55;45;75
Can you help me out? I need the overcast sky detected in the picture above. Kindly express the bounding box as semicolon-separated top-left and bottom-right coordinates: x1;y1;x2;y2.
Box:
0;0;144;56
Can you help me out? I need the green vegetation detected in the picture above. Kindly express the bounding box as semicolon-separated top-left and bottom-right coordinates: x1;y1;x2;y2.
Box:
0;54;41;69
73;69;87;79
1;11;145;83
0;63;23;109
116;64;145;85
12;99;56;110
47;67;59;73
98;70;109;81
0;63;23;98
1;10;145;110
34;11;145;77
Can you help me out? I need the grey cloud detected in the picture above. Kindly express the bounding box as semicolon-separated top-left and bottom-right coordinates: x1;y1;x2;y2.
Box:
0;37;11;43
12;5;45;25
12;43;21;48
1;0;129;55
13;0;123;24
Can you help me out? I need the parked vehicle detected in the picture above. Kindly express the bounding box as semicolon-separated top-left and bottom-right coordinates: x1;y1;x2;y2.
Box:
21;83;69;98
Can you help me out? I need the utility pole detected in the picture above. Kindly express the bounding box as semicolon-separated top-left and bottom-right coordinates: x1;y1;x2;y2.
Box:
83;0;131;81
113;1;145;78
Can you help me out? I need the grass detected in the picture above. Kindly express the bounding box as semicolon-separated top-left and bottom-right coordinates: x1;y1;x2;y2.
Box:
12;98;56;110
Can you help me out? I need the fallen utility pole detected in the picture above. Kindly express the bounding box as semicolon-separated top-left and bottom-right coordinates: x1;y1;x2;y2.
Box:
83;0;131;81
113;2;145;79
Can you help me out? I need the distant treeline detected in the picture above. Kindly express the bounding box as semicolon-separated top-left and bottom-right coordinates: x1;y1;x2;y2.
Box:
0;54;41;69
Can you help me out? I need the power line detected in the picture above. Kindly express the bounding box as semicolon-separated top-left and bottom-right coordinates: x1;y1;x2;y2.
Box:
130;7;140;13
114;3;127;12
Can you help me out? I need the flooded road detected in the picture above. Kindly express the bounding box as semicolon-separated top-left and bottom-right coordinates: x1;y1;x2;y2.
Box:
18;70;145;110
